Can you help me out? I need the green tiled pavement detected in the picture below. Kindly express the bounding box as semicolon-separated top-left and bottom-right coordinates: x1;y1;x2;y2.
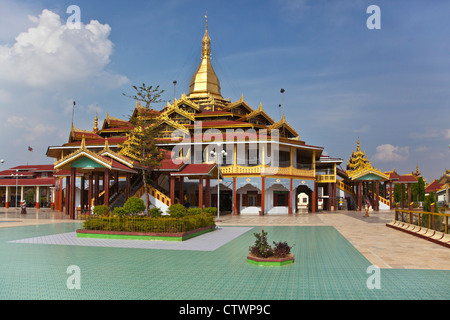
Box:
0;223;449;300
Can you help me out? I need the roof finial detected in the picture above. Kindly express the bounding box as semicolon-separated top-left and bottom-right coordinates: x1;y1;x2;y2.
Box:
93;111;98;132
202;11;211;58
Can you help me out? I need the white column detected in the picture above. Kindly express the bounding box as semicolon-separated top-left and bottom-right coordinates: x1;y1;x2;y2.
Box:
20;186;24;202
35;186;40;208
5;186;9;206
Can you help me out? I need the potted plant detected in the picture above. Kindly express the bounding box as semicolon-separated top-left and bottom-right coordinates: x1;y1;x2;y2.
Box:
247;229;294;266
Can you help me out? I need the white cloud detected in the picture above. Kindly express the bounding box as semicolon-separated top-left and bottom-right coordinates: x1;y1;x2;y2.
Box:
414;146;428;152
0;8;129;166
0;9;128;89
445;129;450;139
372;144;409;162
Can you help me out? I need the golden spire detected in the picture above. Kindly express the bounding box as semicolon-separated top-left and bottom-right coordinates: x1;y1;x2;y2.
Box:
202;13;211;58
93;111;98;132
188;14;223;100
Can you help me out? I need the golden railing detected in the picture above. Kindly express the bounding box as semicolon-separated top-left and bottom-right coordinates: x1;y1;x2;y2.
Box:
134;185;172;207
220;165;315;178
316;174;336;183
394;208;450;234
336;180;353;194
368;190;390;207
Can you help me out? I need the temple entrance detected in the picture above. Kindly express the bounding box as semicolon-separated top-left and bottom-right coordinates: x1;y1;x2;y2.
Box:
296;185;312;213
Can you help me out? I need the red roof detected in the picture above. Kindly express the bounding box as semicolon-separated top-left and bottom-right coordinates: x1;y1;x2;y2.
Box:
425;179;444;193
10;164;54;171
63;137;127;147
186;120;254;128
397;174;418;183
386;171;400;180
171;163;216;176
0;178;55;187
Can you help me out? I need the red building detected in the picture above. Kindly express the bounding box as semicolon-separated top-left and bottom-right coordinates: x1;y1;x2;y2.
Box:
0;165;55;208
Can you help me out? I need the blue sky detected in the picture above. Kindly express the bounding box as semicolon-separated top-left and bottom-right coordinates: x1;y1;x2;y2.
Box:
0;0;449;182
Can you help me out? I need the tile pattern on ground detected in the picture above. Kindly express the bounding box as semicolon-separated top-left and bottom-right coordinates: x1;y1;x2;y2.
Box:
0;223;449;300
8;226;252;251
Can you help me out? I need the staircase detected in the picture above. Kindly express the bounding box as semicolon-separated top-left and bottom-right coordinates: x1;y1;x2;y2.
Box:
336;180;391;210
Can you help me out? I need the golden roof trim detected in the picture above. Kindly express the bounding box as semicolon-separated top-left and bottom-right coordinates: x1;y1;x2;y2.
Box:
54;137;112;169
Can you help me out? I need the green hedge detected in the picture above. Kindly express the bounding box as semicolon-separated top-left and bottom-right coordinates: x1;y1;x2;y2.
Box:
82;215;215;234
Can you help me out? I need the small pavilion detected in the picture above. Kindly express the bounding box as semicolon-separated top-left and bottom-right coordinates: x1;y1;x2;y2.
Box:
53;139;136;219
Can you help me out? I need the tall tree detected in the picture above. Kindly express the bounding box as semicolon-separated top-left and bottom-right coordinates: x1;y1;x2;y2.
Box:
119;84;165;215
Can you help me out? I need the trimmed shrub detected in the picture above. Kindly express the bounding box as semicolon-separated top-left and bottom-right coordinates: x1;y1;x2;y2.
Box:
82;215;215;234
93;205;109;216
187;207;202;215
202;207;217;216
113;207;127;217
167;203;187;218
149;207;163;218
123;197;146;216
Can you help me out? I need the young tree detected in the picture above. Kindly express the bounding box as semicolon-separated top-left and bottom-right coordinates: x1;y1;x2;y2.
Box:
119;84;165;216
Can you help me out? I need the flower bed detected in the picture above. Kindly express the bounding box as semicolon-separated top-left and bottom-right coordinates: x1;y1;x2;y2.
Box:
77;225;215;241
78;215;216;241
247;253;294;266
247;229;294;266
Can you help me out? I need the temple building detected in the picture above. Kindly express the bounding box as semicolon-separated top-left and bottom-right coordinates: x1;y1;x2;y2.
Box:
0;165;55;208
45;19;348;219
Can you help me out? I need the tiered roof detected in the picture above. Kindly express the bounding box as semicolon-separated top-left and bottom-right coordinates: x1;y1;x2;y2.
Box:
46;17;321;165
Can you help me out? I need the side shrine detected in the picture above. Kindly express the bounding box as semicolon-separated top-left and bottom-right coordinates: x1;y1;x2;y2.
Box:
45;19;417;219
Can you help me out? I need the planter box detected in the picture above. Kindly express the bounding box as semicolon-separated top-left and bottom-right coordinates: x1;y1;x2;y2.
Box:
76;225;216;241
246;253;294;266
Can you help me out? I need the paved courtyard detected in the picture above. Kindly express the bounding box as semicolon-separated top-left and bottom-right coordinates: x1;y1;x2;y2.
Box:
0;207;449;300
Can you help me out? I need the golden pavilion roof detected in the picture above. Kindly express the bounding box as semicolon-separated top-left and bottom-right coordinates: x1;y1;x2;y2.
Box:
188;16;223;102
346;138;370;172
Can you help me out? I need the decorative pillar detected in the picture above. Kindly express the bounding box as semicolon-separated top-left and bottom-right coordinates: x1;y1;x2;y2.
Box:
5;186;9;208
114;171;119;194
261;177;265;216
232;177;237;215
198;177;203;209
88;173;93;212
400;183;404;209
79;176;84;212
288;178;293;215
312;181;316;213
205;177;210;208
390;182;393;209
179;176;184;205
376;180;379;211
35;186;40;209
95;172;100;206
334;182;337;211
408;183;411;210
359;182;363;211
104;169;110;207
69;168;76;220
328;182;332;211
170;176;175;205
65;176;70;215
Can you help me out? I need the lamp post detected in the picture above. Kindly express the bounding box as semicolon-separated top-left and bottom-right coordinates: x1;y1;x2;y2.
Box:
11;170;23;208
210;145;227;222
